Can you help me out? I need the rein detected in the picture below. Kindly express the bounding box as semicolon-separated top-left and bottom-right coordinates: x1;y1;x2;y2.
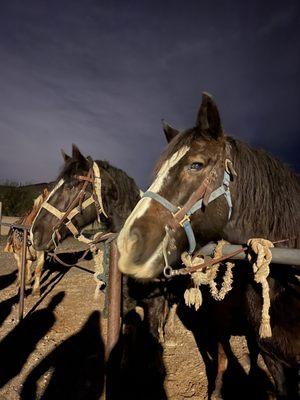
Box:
48;232;117;268
143;159;234;255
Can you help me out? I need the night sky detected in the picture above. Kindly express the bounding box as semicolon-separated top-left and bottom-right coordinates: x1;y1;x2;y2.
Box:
0;0;299;189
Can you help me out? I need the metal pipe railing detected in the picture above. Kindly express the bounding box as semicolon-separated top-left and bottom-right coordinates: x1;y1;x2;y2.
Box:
199;243;300;265
0;221;30;321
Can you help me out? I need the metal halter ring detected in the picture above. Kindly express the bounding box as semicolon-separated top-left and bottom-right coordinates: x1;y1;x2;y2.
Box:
163;265;173;278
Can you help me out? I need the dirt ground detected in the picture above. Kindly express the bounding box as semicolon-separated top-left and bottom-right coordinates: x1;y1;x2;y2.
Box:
0;235;273;400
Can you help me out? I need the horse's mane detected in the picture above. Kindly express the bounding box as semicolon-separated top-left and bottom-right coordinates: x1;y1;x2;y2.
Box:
57;158;87;181
228;137;300;247
96;160;140;221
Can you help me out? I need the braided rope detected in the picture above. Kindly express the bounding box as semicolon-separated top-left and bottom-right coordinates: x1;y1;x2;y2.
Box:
247;238;273;338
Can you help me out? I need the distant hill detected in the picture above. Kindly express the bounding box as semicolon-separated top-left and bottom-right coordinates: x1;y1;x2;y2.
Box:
0;182;54;216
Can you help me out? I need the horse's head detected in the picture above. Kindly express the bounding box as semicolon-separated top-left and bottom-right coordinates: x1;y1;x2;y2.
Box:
118;93;236;279
31;144;117;251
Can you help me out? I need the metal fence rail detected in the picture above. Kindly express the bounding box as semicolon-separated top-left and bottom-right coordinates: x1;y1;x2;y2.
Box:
0;221;30;321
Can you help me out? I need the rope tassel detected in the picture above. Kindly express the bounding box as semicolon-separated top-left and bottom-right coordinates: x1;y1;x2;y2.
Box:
247;238;273;338
182;240;235;311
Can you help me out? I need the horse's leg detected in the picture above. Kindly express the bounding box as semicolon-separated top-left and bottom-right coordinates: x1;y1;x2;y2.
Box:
284;364;300;400
32;251;45;296
245;332;259;374
14;253;21;288
210;342;228;400
25;260;32;288
262;353;288;399
163;302;178;347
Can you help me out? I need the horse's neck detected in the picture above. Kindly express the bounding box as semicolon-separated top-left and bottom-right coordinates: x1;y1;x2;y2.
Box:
111;187;141;232
105;166;141;226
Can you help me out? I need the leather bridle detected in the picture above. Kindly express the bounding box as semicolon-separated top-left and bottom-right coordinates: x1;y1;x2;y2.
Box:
143;159;234;255
35;161;109;247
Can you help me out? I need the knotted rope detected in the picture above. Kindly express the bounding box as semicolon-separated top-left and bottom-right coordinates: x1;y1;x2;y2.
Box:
91;244;105;299
183;240;235;311
247;238;273;338
91;232;116;298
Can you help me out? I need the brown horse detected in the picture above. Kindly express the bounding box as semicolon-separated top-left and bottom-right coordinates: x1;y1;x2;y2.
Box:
118;93;300;399
4;189;49;295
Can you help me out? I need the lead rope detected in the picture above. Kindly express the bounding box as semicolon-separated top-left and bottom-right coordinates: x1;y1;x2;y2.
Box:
183;240;235;311
247;238;273;338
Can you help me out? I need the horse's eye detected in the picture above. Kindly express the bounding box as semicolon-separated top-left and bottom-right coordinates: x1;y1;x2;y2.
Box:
189;162;203;171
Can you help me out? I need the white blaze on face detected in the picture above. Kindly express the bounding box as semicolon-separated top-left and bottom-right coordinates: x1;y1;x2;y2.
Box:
29;179;64;242
117;146;190;277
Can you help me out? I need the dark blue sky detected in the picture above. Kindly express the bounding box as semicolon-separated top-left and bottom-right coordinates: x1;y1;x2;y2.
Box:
0;0;299;188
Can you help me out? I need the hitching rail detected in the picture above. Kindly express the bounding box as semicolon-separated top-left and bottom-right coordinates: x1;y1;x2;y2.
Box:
0;222;30;321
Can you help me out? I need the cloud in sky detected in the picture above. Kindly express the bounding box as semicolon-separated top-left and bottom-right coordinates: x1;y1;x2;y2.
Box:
0;0;299;188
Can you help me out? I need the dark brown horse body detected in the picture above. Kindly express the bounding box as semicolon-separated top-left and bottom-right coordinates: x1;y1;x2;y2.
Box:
31;145;168;399
118;93;300;399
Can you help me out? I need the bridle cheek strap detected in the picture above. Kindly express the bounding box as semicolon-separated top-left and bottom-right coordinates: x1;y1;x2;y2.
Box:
42;189;97;238
143;170;232;254
42;202;65;220
92;162;109;219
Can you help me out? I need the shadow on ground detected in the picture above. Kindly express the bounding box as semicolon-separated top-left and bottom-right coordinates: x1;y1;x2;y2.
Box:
20;310;105;400
0;292;64;389
0;270;17;290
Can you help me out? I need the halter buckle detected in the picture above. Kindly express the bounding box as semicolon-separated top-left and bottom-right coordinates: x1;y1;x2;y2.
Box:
178;214;191;227
172;207;190;227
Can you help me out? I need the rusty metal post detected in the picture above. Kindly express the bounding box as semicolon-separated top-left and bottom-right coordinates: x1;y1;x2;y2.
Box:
105;241;122;360
18;228;27;321
0;202;2;236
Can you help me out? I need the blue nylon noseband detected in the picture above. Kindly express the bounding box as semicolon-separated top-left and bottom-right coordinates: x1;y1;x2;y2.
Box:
143;170;232;254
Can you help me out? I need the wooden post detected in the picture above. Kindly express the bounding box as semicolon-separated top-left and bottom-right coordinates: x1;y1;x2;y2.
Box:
105;241;122;361
18;228;27;322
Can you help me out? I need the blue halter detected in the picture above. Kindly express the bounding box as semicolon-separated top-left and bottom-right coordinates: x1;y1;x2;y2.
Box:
143;170;232;254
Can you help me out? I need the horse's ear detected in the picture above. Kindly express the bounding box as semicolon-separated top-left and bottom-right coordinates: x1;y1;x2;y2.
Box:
162;120;180;143
72;144;87;165
196;92;222;139
61;149;71;163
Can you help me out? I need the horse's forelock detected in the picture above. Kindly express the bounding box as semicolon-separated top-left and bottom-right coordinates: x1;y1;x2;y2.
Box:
57;157;91;182
153;129;196;177
153;127;225;178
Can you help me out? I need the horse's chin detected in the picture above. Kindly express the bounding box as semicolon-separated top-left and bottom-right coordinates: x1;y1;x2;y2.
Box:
118;253;164;281
32;238;54;252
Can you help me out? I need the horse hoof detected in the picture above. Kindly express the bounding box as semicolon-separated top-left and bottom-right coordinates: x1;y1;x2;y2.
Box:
266;392;277;400
211;392;223;400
